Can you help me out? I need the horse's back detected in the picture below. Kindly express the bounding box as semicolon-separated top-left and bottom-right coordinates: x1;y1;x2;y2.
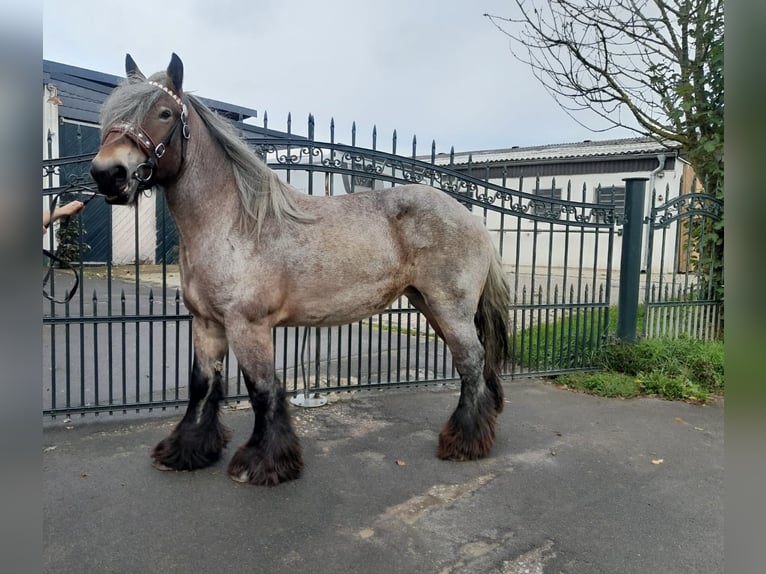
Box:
264;184;494;326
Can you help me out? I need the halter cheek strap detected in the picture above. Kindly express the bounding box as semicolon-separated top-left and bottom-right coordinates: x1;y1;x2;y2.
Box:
103;82;190;188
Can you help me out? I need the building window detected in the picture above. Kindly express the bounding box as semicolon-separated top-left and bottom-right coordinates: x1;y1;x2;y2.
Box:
341;159;385;194
596;185;625;222
532;187;562;219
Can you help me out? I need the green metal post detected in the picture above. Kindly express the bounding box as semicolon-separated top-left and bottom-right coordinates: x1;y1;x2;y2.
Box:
616;178;648;342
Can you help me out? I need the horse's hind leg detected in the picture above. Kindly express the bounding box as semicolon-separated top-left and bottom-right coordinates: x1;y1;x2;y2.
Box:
152;320;231;471
419;301;498;461
226;323;302;486
440;331;498;460
406;286;504;414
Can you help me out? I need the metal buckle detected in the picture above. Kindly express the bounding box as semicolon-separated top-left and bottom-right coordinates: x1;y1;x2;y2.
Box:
155;143;166;158
181;104;190;140
134;162;154;183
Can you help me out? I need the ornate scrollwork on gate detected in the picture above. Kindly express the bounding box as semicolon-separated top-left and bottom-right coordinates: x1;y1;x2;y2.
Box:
43;156;99;196
648;192;723;229
248;138;618;227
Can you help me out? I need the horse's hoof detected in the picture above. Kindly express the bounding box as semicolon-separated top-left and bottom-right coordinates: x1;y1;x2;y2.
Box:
151;460;176;471
229;471;250;484
227;443;303;486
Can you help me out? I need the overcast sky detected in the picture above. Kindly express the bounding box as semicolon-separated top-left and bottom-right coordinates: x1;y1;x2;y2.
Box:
43;0;637;154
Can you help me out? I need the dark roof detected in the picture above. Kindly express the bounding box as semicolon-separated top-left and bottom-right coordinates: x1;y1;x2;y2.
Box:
43;60;293;140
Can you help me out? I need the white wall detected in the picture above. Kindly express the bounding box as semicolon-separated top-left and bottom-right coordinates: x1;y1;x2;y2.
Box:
111;195;157;264
43;84;61;249
481;163;685;276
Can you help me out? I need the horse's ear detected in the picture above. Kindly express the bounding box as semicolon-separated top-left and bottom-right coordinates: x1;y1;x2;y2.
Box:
166;53;184;94
125;54;146;80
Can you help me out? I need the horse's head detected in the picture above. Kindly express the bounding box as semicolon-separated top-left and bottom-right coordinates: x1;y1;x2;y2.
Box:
90;53;190;204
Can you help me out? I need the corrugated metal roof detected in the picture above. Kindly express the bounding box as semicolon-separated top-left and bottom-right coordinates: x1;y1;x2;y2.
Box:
434;137;681;165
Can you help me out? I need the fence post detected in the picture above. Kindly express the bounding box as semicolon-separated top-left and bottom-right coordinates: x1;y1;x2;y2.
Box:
616;178;648;342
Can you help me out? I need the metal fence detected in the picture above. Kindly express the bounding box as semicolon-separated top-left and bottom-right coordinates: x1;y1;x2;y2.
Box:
643;186;723;340
42;115;721;418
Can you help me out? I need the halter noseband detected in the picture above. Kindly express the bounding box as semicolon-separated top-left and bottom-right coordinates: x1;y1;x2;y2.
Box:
104;81;190;189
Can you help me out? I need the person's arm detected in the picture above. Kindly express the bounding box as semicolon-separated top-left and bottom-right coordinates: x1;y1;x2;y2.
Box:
43;201;85;235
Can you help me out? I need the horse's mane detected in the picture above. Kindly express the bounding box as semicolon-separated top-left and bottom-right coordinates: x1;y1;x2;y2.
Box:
100;73;314;237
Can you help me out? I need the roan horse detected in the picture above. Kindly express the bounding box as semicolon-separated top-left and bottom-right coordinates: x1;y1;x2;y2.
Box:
90;54;512;486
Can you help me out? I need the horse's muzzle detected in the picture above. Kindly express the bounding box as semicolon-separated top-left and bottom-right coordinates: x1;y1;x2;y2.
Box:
90;159;135;204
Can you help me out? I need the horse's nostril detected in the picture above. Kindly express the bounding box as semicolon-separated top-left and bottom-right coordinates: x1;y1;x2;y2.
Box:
91;163;128;187
112;165;127;183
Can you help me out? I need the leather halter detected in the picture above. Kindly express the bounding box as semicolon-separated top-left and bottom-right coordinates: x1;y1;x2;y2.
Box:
103;81;190;189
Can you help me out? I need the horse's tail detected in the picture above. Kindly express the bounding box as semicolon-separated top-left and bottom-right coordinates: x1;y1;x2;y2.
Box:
475;250;512;413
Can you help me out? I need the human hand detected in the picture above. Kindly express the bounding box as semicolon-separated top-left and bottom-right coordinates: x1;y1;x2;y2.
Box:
58;200;85;217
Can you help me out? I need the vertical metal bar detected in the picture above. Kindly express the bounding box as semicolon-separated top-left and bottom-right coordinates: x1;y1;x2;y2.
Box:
346;323;353;386
148;289;154;408
49;314;57;413
367;317;373;383
598;221;611;346
414;308;422;381
372;314;380;383
350;121;356;191
307;114;315;197
293;326;300;390
529;177;540;371
587;283;596;362
285;112;293;185
559;182;573;365
510;176;524;376
174;290;181;401
642;189;657;337
326;326;333;387
187;313;193;401
499;166;507;257
133;207;141;410
396;298;403;382
64;297;71;408
92;290;99;408
519;286;527;375
356;320;363;386
314;327;321;390
534;286;543;371
543;177;556;370
161;201;168;402
566;285;575;367
616;178;648;342
120;289;127;411
552;285;559;369
386;309;393;382
336;324;342;386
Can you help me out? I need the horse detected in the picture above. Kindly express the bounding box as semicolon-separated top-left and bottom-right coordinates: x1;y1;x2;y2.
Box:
90;53;512;486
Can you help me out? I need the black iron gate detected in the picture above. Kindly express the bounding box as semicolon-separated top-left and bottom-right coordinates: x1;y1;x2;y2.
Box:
643;185;723;340
43;117;621;417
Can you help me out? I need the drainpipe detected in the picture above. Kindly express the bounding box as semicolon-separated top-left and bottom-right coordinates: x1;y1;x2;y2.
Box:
642;153;666;270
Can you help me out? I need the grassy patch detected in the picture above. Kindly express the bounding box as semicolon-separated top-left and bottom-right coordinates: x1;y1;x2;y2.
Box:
556;372;641;398
512;302;723;402
512;305;625;370
555;336;723;402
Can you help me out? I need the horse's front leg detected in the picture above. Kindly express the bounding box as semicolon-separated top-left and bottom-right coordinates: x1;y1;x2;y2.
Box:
226;323;302;486
152;318;231;471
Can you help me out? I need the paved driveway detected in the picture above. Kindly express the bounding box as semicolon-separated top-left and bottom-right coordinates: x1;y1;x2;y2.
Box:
43;378;723;573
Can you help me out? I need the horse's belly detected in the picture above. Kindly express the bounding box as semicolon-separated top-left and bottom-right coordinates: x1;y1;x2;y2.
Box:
277;282;404;327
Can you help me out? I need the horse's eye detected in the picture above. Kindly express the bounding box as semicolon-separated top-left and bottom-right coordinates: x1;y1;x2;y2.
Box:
159;109;173;120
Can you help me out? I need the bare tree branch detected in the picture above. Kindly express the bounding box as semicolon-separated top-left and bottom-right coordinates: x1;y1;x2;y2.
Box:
484;0;723;158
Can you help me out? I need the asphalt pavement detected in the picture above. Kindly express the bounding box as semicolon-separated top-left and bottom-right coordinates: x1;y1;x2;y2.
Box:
43;378;723;574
